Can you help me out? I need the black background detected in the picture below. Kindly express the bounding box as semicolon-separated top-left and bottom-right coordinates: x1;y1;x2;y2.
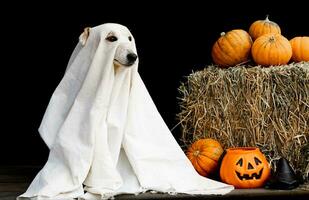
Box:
2;1;308;166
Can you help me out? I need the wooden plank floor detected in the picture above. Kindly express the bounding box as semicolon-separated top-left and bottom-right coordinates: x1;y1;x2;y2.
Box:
1;166;308;200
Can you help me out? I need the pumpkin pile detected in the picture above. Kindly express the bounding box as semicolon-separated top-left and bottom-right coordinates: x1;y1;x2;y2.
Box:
211;15;309;67
185;16;308;189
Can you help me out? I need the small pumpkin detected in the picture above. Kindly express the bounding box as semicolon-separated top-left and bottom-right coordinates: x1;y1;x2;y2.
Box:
249;15;281;41
251;33;292;66
212;29;252;67
220;147;270;188
289;36;309;62
187;139;223;177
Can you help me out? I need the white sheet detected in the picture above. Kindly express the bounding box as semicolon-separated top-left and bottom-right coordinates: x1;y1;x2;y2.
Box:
17;23;233;200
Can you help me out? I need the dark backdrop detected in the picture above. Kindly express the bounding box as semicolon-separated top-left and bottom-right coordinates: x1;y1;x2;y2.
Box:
2;1;308;165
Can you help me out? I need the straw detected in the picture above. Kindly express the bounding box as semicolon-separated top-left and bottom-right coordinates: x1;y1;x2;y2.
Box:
177;62;309;182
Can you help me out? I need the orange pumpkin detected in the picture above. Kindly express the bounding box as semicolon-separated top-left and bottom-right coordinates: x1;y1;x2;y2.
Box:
220;147;270;188
251;33;292;66
211;29;252;67
290;36;309;62
249;15;281;41
186;139;223;177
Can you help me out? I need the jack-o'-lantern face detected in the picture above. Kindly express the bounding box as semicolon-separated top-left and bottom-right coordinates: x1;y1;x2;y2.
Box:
235;156;263;180
220;147;270;188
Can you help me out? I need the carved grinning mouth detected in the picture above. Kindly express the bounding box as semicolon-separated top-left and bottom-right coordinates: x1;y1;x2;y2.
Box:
236;168;263;180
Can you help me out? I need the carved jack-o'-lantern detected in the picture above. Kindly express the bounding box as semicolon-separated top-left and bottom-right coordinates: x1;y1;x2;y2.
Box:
220;147;270;188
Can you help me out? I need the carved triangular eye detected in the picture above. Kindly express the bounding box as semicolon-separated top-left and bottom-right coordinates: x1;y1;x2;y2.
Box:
248;162;254;169
254;157;262;165
236;158;243;166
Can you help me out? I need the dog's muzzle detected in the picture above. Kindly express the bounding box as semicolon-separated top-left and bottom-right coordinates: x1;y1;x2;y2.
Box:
114;44;138;67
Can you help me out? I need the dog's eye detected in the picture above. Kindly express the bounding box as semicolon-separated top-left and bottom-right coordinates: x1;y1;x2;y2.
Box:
106;36;118;42
128;36;132;41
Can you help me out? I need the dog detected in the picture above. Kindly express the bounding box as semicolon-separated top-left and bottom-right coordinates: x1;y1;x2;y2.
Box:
79;26;138;71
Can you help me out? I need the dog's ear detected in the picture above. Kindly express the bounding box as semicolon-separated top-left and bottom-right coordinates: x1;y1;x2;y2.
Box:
79;27;91;46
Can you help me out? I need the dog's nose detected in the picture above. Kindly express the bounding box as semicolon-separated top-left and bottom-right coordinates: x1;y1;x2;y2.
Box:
127;53;138;63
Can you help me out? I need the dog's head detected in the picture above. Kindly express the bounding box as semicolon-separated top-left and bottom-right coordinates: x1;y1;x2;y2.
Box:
79;25;138;67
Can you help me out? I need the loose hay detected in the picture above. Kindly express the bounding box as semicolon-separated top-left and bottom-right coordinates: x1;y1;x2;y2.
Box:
177;62;309;182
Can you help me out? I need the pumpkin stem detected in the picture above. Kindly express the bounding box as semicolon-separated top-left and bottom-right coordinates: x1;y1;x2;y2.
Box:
193;150;200;156
220;32;226;37
268;35;275;43
265;15;270;21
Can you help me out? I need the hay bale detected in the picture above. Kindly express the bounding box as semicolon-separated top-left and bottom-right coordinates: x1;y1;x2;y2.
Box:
178;62;309;182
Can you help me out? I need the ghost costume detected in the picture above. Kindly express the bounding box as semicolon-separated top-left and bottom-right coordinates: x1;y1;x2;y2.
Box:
17;23;233;200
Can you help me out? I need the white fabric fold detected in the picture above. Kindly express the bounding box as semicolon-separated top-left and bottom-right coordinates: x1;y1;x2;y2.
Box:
18;23;233;200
